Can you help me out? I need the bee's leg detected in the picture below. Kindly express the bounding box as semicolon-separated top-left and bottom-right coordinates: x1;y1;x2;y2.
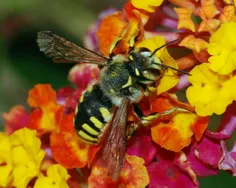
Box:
133;104;159;126
133;103;190;127
126;122;139;139
126;104;190;137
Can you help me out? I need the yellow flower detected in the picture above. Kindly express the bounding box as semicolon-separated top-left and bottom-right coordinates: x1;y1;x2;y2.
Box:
34;164;70;188
10;128;46;188
136;36;179;95
131;0;164;12
0;133;12;187
208;22;236;75
186;63;236;116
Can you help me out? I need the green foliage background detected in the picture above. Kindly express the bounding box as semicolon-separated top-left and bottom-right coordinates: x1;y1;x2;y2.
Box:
0;0;235;187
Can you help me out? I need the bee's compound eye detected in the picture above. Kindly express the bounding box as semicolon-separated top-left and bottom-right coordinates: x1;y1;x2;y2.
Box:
142;69;161;81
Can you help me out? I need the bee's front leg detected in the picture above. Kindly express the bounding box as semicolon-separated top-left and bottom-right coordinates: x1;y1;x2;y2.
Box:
126;104;190;138
133;103;190;126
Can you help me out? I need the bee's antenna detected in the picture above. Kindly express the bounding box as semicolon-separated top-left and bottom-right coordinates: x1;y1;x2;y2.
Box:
149;38;190;75
153;62;191;75
149;39;181;57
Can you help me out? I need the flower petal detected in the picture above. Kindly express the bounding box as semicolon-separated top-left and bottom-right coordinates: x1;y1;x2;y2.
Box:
97;12;128;56
147;147;196;188
27;84;64;134
127;128;157;165
179;35;208;53
34;164;70;188
198;0;220;19
2;105;29;134
56;86;75;106
184;144;218;176
121;155;149;188
174;8;195;32
10;128;46;188
84;8;117;51
220;5;236;23
27;106;64;134
174;74;190;90
56;86;81;113
150;95;175;113
0;133;12;187
194;136;223;168
208;22;236;75
28;84;57;108
198;19;220;34
218;141;236;176
68;64;100;89
192;116;209;141
131;0;164;12
150;93;194;114
64;88;84;112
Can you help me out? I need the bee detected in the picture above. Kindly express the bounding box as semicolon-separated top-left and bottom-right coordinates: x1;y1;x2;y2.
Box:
37;31;190;180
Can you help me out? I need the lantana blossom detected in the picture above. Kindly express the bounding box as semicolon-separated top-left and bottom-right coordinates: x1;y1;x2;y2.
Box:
1;0;236;187
187;63;236;116
208;22;236;75
0;128;70;188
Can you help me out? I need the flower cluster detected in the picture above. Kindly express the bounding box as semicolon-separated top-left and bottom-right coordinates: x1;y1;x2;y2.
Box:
1;0;236;187
0;128;70;188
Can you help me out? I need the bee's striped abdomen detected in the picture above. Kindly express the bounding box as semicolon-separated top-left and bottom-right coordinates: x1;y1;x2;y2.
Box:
74;84;113;143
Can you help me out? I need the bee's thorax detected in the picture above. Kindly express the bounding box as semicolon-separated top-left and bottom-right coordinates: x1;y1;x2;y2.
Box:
100;51;164;105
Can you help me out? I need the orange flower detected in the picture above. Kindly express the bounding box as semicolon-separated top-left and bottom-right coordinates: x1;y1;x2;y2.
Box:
220;5;236;23
151;113;209;152
174;8;195;32
97;12;128;56
150;96;208;152
97;4;147;57
198;0;219;19
179;35;208;53
198;19;220;34
27;84;64;134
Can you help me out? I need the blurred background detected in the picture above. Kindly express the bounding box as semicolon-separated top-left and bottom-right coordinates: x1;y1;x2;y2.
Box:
0;0;235;187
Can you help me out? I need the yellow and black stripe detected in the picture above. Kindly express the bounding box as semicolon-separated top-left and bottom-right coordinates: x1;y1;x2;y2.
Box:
74;84;113;143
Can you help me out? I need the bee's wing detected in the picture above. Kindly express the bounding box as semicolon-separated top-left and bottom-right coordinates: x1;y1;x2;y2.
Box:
37;30;107;66
102;98;130;181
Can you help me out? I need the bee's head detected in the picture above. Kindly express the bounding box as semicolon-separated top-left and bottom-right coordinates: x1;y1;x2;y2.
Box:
129;48;164;82
128;40;191;83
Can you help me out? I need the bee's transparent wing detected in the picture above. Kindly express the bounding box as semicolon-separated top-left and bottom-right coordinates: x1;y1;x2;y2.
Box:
37;31;107;66
102;98;130;181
